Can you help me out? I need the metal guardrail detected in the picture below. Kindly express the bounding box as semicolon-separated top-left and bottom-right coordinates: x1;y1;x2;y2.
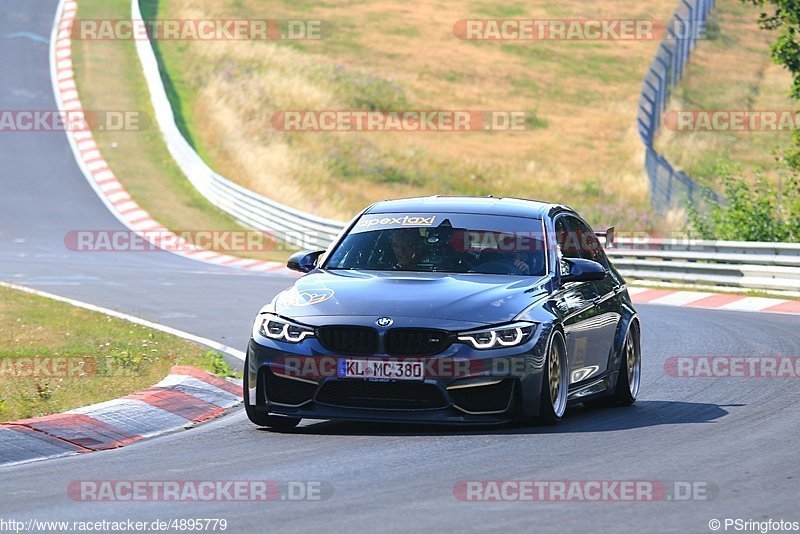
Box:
133;0;798;291
608;239;800;291
131;0;346;249
134;0;720;244
637;0;718;212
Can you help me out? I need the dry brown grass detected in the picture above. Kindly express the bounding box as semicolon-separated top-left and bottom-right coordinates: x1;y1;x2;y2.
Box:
152;0;711;229
71;0;297;262
656;0;795;186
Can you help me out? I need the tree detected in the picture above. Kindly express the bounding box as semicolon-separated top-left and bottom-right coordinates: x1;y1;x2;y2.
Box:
688;165;800;241
746;0;800;170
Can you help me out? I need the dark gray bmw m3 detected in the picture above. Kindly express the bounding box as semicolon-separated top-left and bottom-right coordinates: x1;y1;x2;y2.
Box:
244;196;641;429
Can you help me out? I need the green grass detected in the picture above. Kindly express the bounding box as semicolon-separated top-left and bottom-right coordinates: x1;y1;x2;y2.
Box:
473;2;529;18
0;285;236;422
129;0;685;230
655;0;795;190
75;0;783;237
70;0;297;262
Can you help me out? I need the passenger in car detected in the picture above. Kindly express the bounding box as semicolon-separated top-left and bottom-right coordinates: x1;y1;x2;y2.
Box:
389;229;423;269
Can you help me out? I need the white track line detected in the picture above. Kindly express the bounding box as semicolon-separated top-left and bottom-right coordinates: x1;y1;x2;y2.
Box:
48;0;286;275
0;282;245;361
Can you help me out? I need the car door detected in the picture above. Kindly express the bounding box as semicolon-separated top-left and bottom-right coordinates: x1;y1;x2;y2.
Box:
567;216;622;380
552;215;602;385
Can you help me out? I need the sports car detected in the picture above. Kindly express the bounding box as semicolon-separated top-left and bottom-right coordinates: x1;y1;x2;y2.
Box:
244;196;641;428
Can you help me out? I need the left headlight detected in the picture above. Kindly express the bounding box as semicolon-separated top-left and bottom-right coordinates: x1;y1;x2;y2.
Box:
457;321;536;350
253;313;315;343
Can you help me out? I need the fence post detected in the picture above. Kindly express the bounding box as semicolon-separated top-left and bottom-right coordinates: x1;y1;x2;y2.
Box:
636;0;717;214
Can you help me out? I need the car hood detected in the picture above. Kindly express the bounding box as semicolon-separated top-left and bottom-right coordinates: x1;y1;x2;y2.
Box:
272;270;549;325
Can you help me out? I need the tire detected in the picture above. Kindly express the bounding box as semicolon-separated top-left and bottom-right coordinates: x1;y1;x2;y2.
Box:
535;331;569;425
243;355;302;430
581;321;641;409
610;321;641;406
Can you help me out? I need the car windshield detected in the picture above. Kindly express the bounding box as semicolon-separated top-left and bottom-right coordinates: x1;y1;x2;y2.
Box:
324;213;546;276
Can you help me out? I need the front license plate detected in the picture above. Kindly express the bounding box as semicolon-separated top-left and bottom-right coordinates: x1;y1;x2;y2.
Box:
337;359;424;380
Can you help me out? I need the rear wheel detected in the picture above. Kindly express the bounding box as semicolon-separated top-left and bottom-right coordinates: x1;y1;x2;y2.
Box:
611;322;641;405
535;331;568;425
585;322;641;408
243;355;301;430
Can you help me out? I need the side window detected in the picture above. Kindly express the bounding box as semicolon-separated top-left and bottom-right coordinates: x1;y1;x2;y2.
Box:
569;217;610;268
555;216;582;260
555;216;580;278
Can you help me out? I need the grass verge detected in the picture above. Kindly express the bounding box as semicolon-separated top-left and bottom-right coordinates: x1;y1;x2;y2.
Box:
70;0;297;262
140;0;687;230
0;285;236;422
655;0;795;189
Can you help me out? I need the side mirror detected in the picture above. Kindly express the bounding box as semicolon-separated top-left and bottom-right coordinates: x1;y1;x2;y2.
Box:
287;250;325;273
560;258;606;284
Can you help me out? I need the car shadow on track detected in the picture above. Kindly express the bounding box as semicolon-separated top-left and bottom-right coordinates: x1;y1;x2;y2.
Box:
264;400;739;436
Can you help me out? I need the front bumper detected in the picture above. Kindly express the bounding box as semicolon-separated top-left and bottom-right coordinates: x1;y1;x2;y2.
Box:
245;323;552;424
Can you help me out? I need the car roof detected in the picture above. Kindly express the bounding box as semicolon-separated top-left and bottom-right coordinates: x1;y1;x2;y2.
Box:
364;196;569;219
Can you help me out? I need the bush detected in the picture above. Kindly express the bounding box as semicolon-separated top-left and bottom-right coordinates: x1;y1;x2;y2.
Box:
687;165;800;241
209;351;236;378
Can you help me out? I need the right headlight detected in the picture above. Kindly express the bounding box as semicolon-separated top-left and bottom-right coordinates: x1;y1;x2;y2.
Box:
253;313;315;343
457;321;536;350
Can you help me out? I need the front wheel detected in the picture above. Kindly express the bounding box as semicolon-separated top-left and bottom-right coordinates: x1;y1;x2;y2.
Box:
243;355;301;430
535;331;569;425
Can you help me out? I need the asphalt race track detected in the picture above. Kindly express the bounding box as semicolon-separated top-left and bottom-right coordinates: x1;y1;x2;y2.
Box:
0;0;293;351
1;2;799;533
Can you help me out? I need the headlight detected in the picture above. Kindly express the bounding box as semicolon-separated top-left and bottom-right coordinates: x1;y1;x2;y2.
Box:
457;322;535;350
254;313;315;343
